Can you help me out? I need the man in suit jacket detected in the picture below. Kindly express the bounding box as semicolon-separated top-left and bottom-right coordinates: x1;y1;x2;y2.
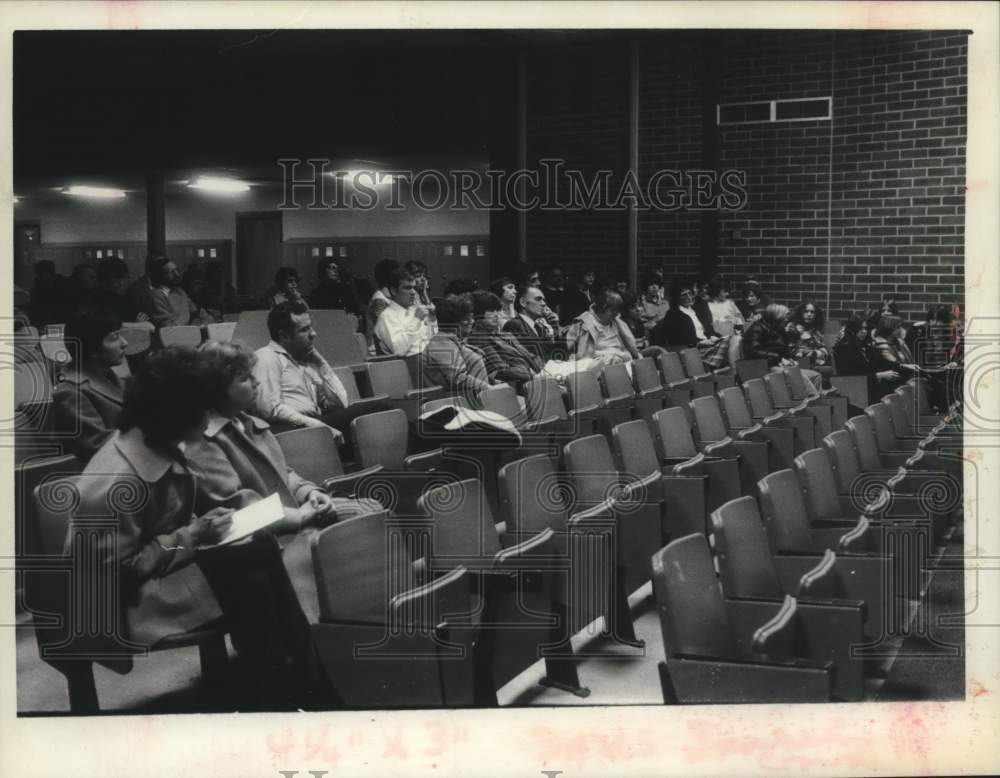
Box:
52;305;130;461
466;290;543;389
502;286;566;363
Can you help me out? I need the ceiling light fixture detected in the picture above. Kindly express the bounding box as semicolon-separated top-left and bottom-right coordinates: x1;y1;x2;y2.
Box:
64;185;127;199
187;176;250;193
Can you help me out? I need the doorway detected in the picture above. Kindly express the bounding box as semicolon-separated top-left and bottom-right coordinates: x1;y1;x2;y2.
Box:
235;211;282;297
14;221;41;290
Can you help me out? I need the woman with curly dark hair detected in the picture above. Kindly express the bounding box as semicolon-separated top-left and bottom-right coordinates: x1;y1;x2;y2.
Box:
791;300;830;367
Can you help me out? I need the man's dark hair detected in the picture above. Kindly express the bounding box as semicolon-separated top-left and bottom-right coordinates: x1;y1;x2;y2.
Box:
97;257;130;285
489;276;513;299
65;303;122;359
316;257;338;280
267;299;310;341
639;272;664;292
118;345;211;448
668;279;694;306
373;259;400;288
274;266;299;287
150;256;174;284
404;260;427;275
435;293;474;326
706;279;728;300
387;267;414;292
471;290;503;317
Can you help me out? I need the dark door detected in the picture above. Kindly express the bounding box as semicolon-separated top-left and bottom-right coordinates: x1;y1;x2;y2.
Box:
235;211;282;296
14;221;41;290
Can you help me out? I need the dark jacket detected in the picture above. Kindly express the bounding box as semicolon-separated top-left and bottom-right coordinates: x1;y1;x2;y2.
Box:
743;319;790;367
466;322;542;388
502;315;565;363
419;331;492;399
308;281;359;315
52;361;126;461
650;307;718;349
558;288;592;325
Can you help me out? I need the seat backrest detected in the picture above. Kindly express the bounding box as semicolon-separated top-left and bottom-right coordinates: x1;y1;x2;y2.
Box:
719;386;754;431
764;370;794;407
419;478;502;561
651;534;738;658
866;402;899;452
497;454;569;536
565;369;604;411
911;377;934;415
896;384;916;419
275;426;347;483
757;469;814;551
709;496;783;599
389;566;469;630
653;407;698;459
205;322;237;343
309;309;365;366
14;360;52;409
601;363;635;403
231;310;272;351
845;414;883;471
332;366;363;403
352;408;409;470
784;365;813;400
823;430;861;492
18;457;81;554
680;347;707;379
30;477;80;558
311;509;393;623
743;378;776;418
656;350;689;384
366;359;415;399
612;419;660;479
690;396;729;444
632;357;663;395
524;376;568;423
794;448;844;521
480;384;523;422
160;324;204;348
563;434;619;506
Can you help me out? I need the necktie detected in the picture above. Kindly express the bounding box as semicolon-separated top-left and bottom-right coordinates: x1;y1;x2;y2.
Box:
534;320;548;339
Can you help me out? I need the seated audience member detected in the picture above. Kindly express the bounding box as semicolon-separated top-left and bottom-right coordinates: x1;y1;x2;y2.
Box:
52;305;129;461
28;260;68;328
61;263;99;316
690;276;716;333
489;277;519;327
566;288;663;365
745;303;823;390
150;256;208;328
833;311;901;399
706;278;746;329
71;346;317;710
869;315;919;393
405;260;436;315
96;257;151;325
651;282;731;370
908;305;957;369
743;304;797;367
364;259;400;341
187;341;381;536
420;294;492;400
623;293;647;349
181;263;222;322
879;297;900;318
308;258;359;314
202;260;237;317
443;277;479;296
558;268;595;324
265;267;303;309
511;264;541;291
543;266;568;324
125;254;161;323
638;273;671;336
503;285;565;363
373;268;433;356
613;275;631;297
253;300;351;437
735;280;768;323
791;300;831;367
467;290;543;389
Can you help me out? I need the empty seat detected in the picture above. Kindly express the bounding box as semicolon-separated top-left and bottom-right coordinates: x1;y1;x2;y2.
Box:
718;385;797;468
120;323;154;356
764;371;834;438
274;425;383;495
563;369;606;437
653;535;833;704
631;356;670;424
598;363;635;428
655;350;700;409
159;324;204;348
679;347;735;389
690;395;771;486
744;377;823;446
205;321;237;342
866;402;961;479
710;496;874;700
330;365;393;421
366;359;445;422
785;365;848;428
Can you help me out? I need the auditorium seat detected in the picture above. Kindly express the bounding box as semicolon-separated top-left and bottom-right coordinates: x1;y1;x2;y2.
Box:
709;496;870;700
205;321;237;342
366;359;445;422
785;365;847;428
120;322;154;356
718;385;798;467
652;535;834;704
690;395;773;483
630;356;670;424
611;419;710;539
563;368;611;439
655;350;703;405
598;363;636;428
891;385;960;443
159;324;204;348
28;477;229;713
744;377;824;445
330;365;393;421
652;407;742;509
419;479;585;702
866;402;962;478
679;346;735;389
733;357;770;382
479;383;525;424
309;509;475;707
764;371;834;438
274;425;384;496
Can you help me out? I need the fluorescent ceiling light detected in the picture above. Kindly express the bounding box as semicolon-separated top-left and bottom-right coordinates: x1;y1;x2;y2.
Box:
64;185;126;199
188;176;250;193
331;170;398;185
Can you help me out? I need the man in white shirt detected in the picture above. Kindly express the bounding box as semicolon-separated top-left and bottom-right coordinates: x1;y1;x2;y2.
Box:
252;300;351;439
373;267;433;356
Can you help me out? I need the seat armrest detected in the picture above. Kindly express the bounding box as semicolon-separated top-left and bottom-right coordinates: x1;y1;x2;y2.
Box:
322;464;385;495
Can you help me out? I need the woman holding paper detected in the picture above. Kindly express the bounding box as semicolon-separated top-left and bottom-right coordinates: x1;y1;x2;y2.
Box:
186;340;382;530
70;346;316;710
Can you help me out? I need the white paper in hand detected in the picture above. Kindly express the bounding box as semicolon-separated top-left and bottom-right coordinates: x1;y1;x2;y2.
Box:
209;493;284;547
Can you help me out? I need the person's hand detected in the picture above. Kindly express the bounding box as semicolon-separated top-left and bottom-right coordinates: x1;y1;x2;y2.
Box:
780;358;797;367
307;490;336;520
877;370;901;381
414;305;429;321
188;508;233;546
136;312;151;323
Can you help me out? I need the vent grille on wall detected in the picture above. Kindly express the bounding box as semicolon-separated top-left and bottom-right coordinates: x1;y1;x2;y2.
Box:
717;97;832;125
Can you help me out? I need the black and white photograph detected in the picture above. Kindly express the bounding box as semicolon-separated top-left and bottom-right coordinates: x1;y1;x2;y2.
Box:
3;2;998;776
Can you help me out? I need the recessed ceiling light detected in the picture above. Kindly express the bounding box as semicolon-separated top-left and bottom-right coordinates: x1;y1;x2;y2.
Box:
64;185;127;199
188;176;250;193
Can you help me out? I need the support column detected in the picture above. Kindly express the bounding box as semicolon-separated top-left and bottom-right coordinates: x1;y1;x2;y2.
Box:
628;40;640;289
700;33;721;279
146;172;166;257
